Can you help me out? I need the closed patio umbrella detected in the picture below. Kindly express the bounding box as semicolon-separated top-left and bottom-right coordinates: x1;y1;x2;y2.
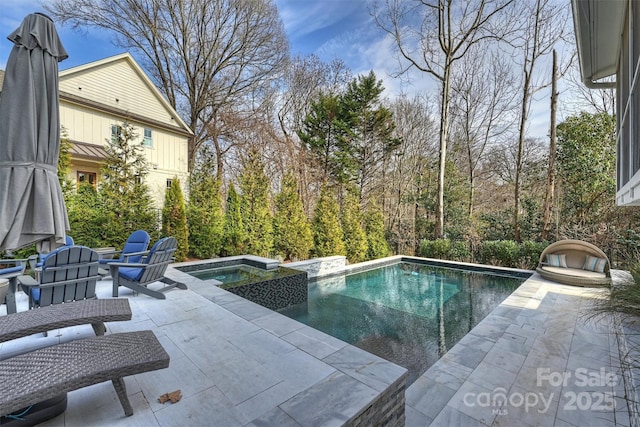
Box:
0;13;69;252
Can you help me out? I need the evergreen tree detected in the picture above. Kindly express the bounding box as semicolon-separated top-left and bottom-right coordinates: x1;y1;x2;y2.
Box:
364;201;391;260
187;171;224;259
222;184;246;256
340;71;401;201
273;172;313;261
298;93;352;184
66;183;106;248
239;150;273;257
341;190;368;263
162;177;189;261
312;184;345;257
99;121;157;248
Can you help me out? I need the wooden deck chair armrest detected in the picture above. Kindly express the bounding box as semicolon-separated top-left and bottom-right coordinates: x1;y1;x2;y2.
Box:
108;262;147;269
121;251;150;262
17;275;38;287
20;273;102;289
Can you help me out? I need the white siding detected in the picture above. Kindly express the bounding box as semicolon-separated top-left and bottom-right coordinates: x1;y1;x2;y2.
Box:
60;58;178;129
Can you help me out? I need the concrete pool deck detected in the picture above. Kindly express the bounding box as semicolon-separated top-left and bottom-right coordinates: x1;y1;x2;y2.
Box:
0;262;636;426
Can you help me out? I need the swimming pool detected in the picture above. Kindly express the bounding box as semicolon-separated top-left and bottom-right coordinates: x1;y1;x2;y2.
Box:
278;261;527;385
188;264;280;286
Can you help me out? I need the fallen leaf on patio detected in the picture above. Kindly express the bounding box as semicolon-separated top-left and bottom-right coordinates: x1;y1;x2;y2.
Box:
158;390;182;404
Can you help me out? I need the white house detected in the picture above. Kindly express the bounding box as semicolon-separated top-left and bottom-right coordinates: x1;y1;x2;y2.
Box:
572;0;639;206
57;53;192;207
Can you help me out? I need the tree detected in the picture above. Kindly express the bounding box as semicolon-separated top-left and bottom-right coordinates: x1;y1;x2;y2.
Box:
66;183;106;248
46;0;288;174
99;121;157;249
541;49;559;241
239;150;273;257
511;0;570;241
187;172;224;259
298;93;351;184
341;190;368;263
162;177;189;261
222;184;246;256
449;47;517;218
556;112;616;230
312;184;345;257
340;71;401;204
273;172;313;261
373;0;515;238
364;201;391;260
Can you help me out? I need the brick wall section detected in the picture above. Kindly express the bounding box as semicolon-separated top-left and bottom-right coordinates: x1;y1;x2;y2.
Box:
347;374;407;427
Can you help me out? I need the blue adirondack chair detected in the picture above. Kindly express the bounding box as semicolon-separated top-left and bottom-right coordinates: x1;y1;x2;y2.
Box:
110;237;187;300
28;235;74;271
99;230;151;266
19;246;101;309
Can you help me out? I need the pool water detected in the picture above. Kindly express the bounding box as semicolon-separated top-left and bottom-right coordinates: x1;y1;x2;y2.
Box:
278;262;525;385
188;264;277;285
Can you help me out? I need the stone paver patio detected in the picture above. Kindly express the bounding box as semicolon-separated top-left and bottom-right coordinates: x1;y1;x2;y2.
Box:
0;262;636;426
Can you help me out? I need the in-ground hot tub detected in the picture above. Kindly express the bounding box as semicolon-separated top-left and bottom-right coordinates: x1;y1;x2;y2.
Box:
176;257;307;311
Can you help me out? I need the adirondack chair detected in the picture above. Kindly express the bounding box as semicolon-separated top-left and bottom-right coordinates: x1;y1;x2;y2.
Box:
110;237;187;300
0;258;27;314
98;230;150;266
28;235;74;271
18;246;101;309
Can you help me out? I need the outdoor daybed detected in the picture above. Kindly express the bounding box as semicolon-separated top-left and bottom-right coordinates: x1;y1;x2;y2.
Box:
536;239;611;287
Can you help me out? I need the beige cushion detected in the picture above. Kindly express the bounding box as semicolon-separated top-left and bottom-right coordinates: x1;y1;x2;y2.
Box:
540;266;606;280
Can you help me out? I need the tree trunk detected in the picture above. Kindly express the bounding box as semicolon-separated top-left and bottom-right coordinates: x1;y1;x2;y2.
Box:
514;71;530;243
541;50;558;241
435;65;452;239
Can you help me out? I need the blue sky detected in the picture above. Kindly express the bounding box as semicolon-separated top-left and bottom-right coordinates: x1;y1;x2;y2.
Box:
0;0;560;139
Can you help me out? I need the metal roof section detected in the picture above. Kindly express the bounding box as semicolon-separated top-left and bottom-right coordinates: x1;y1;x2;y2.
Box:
571;0;626;88
69;140;107;161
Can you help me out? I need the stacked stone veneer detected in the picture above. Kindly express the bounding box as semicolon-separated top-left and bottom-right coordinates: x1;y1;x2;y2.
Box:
347;375;406;427
223;268;308;311
286;256;347;279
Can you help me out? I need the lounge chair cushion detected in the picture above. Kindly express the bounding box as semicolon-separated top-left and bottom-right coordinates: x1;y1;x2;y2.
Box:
118;267;144;282
540;265;607;280
0;265;23;276
546;254;567;268
582;255;607;273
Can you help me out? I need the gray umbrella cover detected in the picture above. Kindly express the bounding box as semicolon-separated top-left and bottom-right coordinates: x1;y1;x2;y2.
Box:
0;13;69;252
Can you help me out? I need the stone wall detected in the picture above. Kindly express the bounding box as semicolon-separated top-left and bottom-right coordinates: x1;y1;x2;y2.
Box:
286;256;347;279
347;374;406;427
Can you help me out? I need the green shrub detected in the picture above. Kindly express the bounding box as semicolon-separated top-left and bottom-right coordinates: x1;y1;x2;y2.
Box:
519;240;548;269
419;239;470;262
477;240;520;267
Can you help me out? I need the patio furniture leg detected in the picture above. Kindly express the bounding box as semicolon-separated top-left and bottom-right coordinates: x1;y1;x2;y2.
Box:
112;378;133;416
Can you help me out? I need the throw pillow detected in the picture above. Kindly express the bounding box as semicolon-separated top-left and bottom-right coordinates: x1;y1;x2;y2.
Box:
546;254;567;268
582;255;607;273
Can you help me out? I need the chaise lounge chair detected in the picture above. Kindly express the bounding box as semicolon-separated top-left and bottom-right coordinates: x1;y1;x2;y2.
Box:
536;239;611;287
110;237;187;300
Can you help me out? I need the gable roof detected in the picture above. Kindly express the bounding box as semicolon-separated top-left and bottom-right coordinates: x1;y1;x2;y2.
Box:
59;52;193;136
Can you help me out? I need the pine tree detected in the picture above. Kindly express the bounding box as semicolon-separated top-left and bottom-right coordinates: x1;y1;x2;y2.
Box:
273;172;313;261
364;201;391;260
312;184;345;257
239;150;273;257
187;172;224;259
222;184;246;256
341;190;368;263
99;121;157;248
162;177;189;261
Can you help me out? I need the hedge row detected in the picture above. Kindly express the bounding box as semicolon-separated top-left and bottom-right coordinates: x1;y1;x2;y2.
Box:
418;239;548;269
